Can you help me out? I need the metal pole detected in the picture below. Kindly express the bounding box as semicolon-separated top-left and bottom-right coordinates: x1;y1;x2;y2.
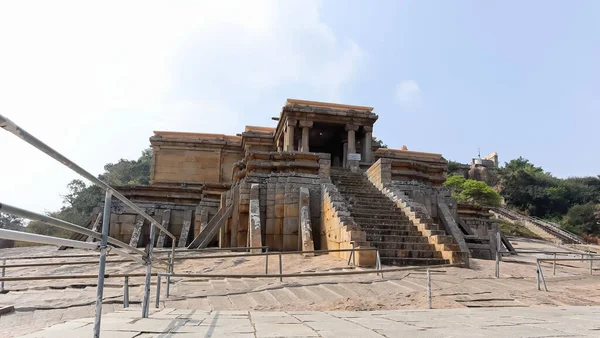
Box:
495;251;500;278
278;254;282;282
166;252;171;298
0;228;100;250
553;253;557;275
155;274;161;308
539;263;548;291
123;277;129;308
590;256;593;275
347;247;353;266
0;202;145;257
536;261;541;291
0;115;175;241
497;231;502;261
1;259;5;292
265;254;269;275
352;242;356;266
93;190;112;338
427;269;432;309
377;250;383;279
142;223;156;318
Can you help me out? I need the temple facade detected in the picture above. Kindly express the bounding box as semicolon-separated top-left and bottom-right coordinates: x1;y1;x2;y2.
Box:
75;99;501;266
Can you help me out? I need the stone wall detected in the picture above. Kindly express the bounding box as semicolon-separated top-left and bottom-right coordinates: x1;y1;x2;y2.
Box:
458;204;498;238
107;199;197;247
150;131;244;185
366;155;470;266
221;152;326;251
320;183;374;265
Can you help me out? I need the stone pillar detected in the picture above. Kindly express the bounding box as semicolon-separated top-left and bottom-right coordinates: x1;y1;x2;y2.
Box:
345;124;359;169
299;187;314;255
299;120;313;152
248;184;262;253
363;126;373;163
342;141;348;168
346;124;358;154
284;119;296;152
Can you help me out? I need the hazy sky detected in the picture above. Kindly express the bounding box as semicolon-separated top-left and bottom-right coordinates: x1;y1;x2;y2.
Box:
1;1;599;214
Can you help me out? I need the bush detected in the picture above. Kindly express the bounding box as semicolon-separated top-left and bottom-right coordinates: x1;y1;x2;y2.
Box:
444;175;501;206
563;203;600;235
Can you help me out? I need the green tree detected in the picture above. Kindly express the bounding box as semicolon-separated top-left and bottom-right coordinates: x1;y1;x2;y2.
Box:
444;175;502;206
498;157;559;217
0;213;25;231
563;203;600;235
99;148;152;186
25;149;152;236
26;218;73;239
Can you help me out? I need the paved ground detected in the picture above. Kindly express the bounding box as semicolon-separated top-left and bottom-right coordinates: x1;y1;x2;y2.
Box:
19;306;600;337
3;238;600;337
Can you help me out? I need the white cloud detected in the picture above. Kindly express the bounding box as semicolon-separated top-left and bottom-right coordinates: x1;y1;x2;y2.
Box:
0;0;363;212
395;80;422;112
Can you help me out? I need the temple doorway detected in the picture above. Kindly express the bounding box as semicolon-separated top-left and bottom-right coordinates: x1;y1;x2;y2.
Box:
308;122;345;167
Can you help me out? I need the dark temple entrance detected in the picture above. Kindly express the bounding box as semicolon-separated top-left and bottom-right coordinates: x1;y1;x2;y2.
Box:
308;122;345;167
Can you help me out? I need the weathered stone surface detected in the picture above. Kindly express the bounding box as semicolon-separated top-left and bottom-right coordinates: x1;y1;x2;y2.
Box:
128;214;144;247
156;209;171;248
248;184;262;253
177;209;193;247
299;187;314;255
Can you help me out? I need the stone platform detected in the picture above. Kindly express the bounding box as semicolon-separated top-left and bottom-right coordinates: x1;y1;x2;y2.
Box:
20;306;600;337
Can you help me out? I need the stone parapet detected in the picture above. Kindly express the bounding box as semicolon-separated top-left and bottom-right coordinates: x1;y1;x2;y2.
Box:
365;162;469;267
374;149;447;186
233;151;324;182
320;183;375;266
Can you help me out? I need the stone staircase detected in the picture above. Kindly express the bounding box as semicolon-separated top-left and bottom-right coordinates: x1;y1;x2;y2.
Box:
329;167;449;266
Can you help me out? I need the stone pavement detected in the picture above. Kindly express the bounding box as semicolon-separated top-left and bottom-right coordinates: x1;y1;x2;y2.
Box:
19;306;600;337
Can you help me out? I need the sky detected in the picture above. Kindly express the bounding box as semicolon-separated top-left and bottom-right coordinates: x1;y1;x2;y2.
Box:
1;0;599;214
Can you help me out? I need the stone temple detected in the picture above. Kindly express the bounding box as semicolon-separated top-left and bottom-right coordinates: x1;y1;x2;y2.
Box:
69;99;502;266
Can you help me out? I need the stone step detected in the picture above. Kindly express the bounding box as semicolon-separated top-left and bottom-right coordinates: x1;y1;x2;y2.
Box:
378;249;443;259
346;196;397;203
365;234;430;244
341;192;390;198
352;219;414;227
380;257;449;266
364;229;425;237
346;199;394;206
349;206;399;213
350;213;408;220
369;241;436;251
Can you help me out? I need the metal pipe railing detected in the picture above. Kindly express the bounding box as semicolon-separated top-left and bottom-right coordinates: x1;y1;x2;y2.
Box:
0;228;99;250
153;263;461;305
1;114;178;331
0;114;176;326
0;203;146;257
0;115;175;241
94;191;111;337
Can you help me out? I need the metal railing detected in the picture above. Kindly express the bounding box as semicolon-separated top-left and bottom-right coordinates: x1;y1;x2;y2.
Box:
0;114;178;337
492;207;585;244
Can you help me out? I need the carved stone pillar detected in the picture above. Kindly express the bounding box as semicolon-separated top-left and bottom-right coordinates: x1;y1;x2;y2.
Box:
342;141;348;168
284;119;296;152
346;124;358;154
345;124;359;168
363;126;373;163
299;120;313;152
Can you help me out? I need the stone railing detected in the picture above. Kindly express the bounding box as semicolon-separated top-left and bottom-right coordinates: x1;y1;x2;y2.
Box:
366;158;470;267
320;183;375;265
373;149;447;186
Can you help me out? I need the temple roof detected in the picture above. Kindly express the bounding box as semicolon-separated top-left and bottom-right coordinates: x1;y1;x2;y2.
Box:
152;131;241;142
285;98;374;112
